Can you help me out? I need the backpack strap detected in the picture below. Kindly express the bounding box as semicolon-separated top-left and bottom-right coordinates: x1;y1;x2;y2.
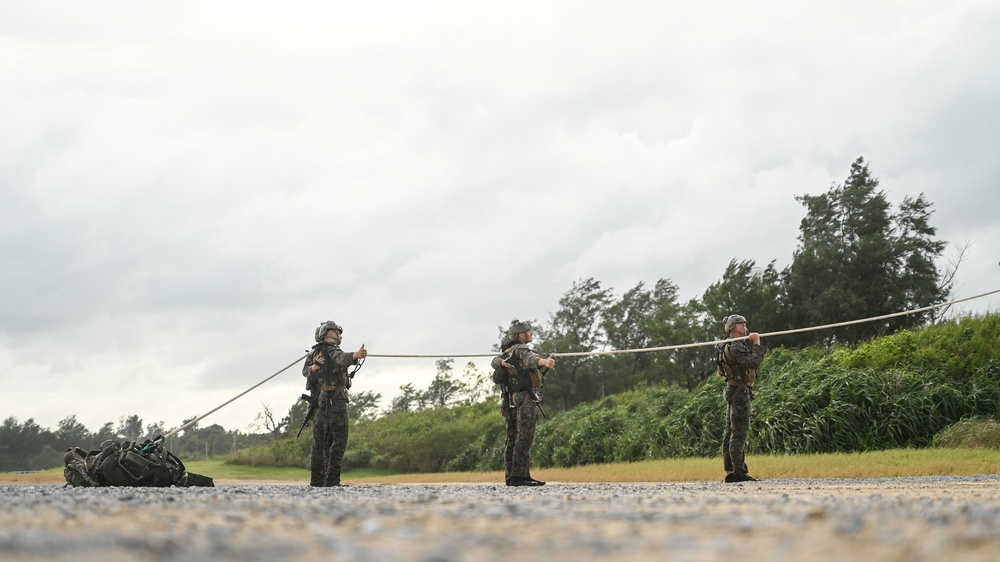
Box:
503;343;533;392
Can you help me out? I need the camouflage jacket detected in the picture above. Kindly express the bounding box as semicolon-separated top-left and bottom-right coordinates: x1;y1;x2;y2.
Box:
303;342;359;394
492;342;546;391
716;339;766;386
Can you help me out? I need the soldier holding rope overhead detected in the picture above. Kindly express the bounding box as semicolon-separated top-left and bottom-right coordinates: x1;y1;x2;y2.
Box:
716;314;766;483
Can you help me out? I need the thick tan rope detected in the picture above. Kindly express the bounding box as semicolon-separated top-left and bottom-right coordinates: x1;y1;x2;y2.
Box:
371;287;1000;358
165;288;999;433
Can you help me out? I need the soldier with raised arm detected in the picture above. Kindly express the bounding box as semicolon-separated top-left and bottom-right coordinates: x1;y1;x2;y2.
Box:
491;319;555;486
303;320;367;487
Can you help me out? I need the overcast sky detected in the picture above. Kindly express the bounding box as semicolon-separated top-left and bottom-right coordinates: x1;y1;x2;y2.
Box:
2;1;999;436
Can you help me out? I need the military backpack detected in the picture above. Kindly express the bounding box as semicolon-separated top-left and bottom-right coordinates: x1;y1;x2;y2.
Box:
63;436;214;487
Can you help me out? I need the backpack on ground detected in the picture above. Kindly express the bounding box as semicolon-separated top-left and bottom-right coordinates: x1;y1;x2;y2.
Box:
63;436;214;487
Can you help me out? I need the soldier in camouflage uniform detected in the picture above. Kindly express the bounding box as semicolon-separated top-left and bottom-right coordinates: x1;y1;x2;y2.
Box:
492;332;517;485
303;320;367;487
491;320;556;487
716;314;766;483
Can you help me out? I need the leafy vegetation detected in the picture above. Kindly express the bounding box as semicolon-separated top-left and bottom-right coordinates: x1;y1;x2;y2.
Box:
527;157;953;412
932;417;1000;449
0;158;979;474
8;447;1000;485
227;313;1000;473
0;414;273;472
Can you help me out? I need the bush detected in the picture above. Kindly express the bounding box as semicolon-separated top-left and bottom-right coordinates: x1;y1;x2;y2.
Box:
342;447;374;470
841;314;1000;381
932;416;1000;449
350;401;504;473
228;313;1000;471
227;435;310;467
532;386;696;467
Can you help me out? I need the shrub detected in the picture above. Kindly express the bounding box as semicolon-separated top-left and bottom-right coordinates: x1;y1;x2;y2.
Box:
932;416;1000;449
227;436;310;468
342;447;374;470
229;313;1000;471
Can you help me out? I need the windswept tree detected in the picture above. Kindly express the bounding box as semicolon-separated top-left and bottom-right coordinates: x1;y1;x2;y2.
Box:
538;278;613;410
460;361;497;404
783;157;948;346
145;421;167;439
116;415;144;442
699;259;789;347
599;278;710;392
93;422;118;444
386;383;424;414
347;390;382;421
0;417;51;471
643;279;713;390
894;194;950;321
55;415;92;452
423;358;468;408
600;281;657;394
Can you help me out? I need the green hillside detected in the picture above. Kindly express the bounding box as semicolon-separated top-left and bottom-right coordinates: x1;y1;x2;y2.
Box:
228;313;1000;472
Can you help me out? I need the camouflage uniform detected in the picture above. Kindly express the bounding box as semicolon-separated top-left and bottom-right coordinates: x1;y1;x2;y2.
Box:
303;342;359;487
717;338;766;478
493;340;547;483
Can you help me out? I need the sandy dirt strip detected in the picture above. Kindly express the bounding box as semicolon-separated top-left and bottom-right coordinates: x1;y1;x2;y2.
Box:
2;475;999;561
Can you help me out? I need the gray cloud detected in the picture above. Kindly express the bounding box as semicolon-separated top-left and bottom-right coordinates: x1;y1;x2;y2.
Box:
2;0;999;433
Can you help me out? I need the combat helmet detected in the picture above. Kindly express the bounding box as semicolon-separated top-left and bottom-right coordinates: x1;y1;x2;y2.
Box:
507;319;533;337
723;314;747;332
314;320;344;342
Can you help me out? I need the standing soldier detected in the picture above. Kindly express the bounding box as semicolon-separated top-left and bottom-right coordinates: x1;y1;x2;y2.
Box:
492;319;555;487
303;320;367;487
716;314;766;483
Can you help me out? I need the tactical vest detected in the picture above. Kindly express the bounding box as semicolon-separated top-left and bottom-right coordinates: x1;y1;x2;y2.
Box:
717;342;758;386
503;343;542;392
308;343;352;390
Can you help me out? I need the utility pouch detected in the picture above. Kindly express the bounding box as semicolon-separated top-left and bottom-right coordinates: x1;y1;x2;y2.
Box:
529;370;543;389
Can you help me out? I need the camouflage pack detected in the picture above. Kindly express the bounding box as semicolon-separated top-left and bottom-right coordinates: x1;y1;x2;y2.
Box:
64;436;214;488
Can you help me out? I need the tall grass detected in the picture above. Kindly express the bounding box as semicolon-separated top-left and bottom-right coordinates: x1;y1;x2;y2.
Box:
228;314;1000;473
932;416;1000;449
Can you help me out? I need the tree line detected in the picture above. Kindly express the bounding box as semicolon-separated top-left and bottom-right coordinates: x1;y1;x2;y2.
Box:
328;312;1000;473
1;157;956;470
293;158;952;420
0;413;276;472
532;157;953;412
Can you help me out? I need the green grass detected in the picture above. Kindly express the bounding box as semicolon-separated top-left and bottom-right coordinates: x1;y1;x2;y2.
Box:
183;460;310;481
351;447;1000;484
182;459;399;481
6;448;998;485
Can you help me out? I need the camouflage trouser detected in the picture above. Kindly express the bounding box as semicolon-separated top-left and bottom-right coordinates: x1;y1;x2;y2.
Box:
506;390;538;479
503;401;516;484
723;384;752;475
311;390;349;487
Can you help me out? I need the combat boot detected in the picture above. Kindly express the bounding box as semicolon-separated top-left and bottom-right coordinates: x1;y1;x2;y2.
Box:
508;476;544;487
526;472;546;485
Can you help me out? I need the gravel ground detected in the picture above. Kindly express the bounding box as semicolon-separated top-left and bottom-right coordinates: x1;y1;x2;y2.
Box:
3;475;1000;561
